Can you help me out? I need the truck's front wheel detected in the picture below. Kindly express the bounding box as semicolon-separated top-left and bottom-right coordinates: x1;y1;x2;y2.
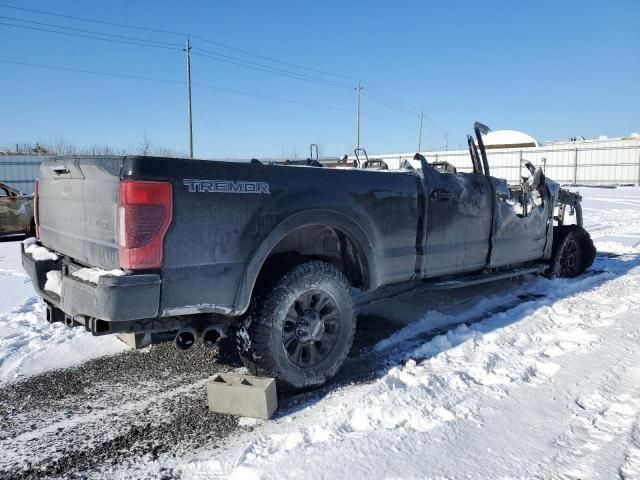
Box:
547;225;596;278
238;260;356;391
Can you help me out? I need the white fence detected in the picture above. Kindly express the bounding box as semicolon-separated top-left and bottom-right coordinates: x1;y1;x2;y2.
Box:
367;138;640;185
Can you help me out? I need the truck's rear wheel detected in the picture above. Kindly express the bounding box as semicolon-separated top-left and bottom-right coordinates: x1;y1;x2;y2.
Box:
237;260;356;391
547;225;596;278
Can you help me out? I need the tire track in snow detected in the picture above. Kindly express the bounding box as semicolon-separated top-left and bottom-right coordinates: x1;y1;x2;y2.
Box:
180;250;640;478
621;417;640;479
0;268;28;279
538;356;640;478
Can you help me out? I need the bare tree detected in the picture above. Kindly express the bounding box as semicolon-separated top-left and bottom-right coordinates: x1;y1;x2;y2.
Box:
138;132;151;156
1;138;185;157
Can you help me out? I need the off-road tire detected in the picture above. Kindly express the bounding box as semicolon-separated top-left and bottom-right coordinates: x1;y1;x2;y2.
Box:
547;225;596;278
237;260;356;392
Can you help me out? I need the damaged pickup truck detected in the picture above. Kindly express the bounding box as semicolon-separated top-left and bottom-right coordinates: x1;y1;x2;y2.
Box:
22;123;595;390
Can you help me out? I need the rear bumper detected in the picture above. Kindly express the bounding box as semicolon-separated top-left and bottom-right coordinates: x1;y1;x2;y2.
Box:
22;242;161;326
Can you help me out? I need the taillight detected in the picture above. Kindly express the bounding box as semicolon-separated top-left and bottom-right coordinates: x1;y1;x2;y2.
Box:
34;179;40;239
118;180;172;270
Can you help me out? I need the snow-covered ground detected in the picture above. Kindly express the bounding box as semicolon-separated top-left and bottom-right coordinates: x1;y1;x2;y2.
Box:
0;239;127;385
1;186;640;479
170;187;640;479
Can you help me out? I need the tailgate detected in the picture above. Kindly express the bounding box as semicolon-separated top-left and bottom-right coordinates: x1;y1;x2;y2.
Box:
38;156;124;270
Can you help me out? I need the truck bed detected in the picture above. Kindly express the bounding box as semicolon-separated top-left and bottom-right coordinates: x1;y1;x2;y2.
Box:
33;155;420;321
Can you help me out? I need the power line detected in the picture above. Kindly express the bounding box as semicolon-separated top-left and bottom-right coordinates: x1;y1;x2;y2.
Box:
0;2;357;81
364;88;423;117
0;2;432;121
361;91;420;117
0;15;182;47
0;3;443;141
0;21;182;51
0;2;185;37
1;10;354;89
195;82;352;111
0;20;352;90
0;58;184;84
190;34;358;81
192;50;352;90
366;90;420;113
363;83;450;139
192;47;353;88
418;110;447;138
363;82;422;112
0;58;353;112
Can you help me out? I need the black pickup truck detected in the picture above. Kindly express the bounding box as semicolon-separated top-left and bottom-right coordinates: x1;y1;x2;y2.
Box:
22;124;595;390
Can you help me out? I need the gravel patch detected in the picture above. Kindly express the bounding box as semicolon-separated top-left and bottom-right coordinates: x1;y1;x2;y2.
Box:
0;339;240;479
0;315;398;479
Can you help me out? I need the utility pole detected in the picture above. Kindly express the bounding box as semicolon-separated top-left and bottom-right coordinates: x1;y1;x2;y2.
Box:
418;111;424;152
443;132;449;151
185;37;194;159
355;81;362;149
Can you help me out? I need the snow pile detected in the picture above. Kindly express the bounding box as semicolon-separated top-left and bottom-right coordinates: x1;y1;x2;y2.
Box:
22;237;58;261
72;267;125;284
43;270;62;296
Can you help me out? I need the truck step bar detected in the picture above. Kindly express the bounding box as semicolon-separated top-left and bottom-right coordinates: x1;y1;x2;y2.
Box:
422;264;548;291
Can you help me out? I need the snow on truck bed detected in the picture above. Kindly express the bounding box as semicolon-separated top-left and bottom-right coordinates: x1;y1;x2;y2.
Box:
1;187;640;479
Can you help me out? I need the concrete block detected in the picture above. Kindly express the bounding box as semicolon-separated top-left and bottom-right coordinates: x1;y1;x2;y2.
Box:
207;373;277;419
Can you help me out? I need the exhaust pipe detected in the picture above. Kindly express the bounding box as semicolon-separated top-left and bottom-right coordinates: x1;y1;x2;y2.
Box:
202;327;223;348
46;304;64;324
175;328;197;351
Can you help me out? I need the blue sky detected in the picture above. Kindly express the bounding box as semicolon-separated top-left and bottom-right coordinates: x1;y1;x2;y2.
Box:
1;0;638;158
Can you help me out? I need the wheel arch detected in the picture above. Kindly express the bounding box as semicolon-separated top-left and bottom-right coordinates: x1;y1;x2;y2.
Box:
232;209;377;315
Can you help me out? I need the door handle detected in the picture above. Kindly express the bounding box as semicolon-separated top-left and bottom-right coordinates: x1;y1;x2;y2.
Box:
431;189;453;201
51;166;70;175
